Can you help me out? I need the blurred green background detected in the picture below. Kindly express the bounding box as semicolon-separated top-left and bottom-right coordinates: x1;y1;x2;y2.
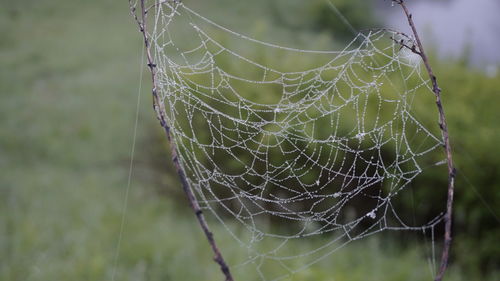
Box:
0;0;498;280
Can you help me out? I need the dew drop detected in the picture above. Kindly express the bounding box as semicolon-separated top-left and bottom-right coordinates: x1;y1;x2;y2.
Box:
367;210;376;219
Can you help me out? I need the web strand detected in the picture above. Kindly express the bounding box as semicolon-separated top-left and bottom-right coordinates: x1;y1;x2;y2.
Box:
112;42;145;281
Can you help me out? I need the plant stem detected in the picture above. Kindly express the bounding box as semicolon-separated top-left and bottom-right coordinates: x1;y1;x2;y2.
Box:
131;1;234;280
394;1;456;281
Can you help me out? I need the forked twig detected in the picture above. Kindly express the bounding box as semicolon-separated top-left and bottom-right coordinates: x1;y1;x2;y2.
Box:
129;1;234;280
392;1;457;281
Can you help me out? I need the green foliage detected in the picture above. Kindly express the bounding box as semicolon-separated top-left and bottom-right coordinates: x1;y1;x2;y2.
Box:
309;0;379;39
266;0;378;41
0;0;498;280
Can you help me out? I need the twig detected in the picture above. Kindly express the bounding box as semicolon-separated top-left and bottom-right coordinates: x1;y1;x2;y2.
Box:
130;1;234;280
392;1;456;281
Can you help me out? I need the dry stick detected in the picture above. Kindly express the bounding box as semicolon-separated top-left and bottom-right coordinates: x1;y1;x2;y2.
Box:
130;1;234;280
393;1;457;281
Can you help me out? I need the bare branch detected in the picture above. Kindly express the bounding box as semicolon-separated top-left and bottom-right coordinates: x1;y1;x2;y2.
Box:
130;1;234;280
394;1;457;281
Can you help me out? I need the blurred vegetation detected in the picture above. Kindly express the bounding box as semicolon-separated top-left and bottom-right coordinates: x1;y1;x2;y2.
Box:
268;0;378;40
310;0;378;39
0;0;498;280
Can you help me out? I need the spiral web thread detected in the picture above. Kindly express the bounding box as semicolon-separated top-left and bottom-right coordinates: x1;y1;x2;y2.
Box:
143;1;446;279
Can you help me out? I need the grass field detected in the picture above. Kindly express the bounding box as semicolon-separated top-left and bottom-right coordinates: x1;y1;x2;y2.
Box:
0;1;498;280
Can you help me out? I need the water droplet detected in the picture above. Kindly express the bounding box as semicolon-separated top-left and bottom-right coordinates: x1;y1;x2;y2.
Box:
355;132;366;141
367;211;376;219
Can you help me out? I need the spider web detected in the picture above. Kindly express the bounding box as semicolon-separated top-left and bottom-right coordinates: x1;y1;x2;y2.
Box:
140;1;446;279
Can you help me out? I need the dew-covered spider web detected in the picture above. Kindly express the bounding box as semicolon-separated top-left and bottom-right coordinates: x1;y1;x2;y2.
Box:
138;1;447;279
